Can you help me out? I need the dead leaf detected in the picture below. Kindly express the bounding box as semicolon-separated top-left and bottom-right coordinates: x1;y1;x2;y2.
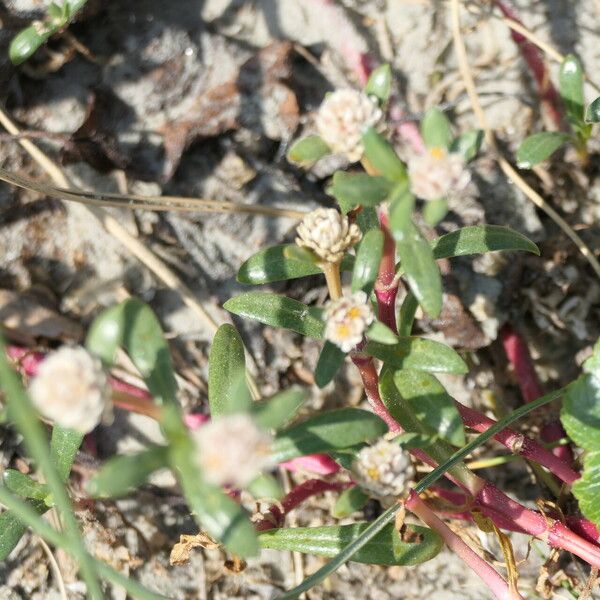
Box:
169;533;219;567
161;41;299;180
0;289;83;344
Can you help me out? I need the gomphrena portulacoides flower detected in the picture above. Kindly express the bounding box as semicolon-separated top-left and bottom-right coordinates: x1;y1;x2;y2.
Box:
324;291;375;352
352;438;414;499
28;346;110;434
407;147;471;201
296;208;362;264
316;89;382;162
192;413;273;488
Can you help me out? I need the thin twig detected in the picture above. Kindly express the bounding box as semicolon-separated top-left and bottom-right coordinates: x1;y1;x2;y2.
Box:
449;0;600;280
37;536;69;600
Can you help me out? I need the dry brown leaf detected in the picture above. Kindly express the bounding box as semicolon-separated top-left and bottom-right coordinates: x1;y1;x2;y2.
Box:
169;533;219;566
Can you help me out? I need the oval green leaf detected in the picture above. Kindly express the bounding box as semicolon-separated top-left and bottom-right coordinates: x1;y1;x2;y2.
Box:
352;228;384;294
559;54;585;126
272;408;388;463
315;341;346;389
450;130;484;162
209;324;251;418
361;127;407;183
393;370;465;446
364;338;468;374
430;225;539;259
3;471;48;501
333;486;369;518
287;135;330;164
516;132;570;169
421;108;452;150
327;172;393;214
586;96;600;123
561;374;600;451
365;64;392;104
224;292;325;338
251;388;306;430
258;522;442;566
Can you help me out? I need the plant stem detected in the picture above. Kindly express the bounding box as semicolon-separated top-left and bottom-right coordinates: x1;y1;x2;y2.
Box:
374;209;399;333
406;491;522;600
321;261;343;301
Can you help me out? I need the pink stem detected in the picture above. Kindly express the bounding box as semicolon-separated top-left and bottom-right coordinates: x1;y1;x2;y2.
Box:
456;402;579;485
374;209;399;333
255;479;351;531
501;325;574;465
406;491;522;600
494;0;563;128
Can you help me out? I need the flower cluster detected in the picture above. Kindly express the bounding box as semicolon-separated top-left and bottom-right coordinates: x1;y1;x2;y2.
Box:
296;208;361;264
407;147;470;201
324;291;374;352
191;413;273;488
353;438;414;499
316;89;382;162
28;346;110;434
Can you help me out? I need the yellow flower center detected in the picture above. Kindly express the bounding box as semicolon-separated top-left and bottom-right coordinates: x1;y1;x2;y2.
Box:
336;324;351;339
347;307;362;319
367;467;380;481
430;147;446;160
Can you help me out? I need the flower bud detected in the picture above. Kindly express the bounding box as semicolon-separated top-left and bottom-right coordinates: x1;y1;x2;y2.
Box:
29;346;110;434
296;208;361;264
353;438;414;499
192;413;273;488
324;291;374;352
316;89;382;162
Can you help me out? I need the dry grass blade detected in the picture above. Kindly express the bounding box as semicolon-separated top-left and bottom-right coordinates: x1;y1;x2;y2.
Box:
0;166;307;219
37;536;69;600
450;0;600;281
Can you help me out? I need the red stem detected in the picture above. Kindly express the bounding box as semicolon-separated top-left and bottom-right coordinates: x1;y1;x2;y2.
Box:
374;209;399;333
456;402;578;485
255;479;350;531
501;325;574;465
406;491;522;600
494;0;563;129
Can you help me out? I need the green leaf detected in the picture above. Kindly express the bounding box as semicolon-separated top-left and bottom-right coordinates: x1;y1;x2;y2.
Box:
237;244;354;285
450;130;484;162
251;388;306;430
361;128;407;183
365;64;392;104
388;186;442;317
0;501;44;560
572;450;600;526
365;338;468;374
327;172;393;214
559;54;585;126
393;370;465;446
516;132;570;168
398;291;418;337
333;486;369;518
208;324;251;418
356;207;380;233
170;435;259;557
3;470;49;501
352;229;384;294
224;292;325;338
366;321;398;345
430;225;539;259
586;96;600;123
9;26;52;65
421;108;452;150
50;426;83;482
314;341;346;389
287;135;330;164
561;375;600;451
86;299;177;406
272;408;388;463
247;473;284;500
87;446;170;498
258;523;442;566
423;198;448;227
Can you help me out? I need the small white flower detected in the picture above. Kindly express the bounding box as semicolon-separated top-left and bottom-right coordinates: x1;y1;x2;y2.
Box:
324;291;374;352
296;208;362;264
192;413;273;488
316;89;382;162
29;346;110;434
407;147;470;201
353;439;414;498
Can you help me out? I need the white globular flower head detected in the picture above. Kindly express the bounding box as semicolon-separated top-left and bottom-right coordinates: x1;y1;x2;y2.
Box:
407;147;471;201
316;89;382;162
296;208;362;264
324;291;374;352
192;413;273;488
28;346;110;434
353;438;414;499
